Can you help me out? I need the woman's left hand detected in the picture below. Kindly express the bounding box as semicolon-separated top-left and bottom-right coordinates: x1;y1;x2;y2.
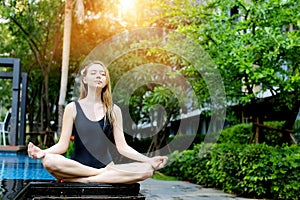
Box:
148;156;168;170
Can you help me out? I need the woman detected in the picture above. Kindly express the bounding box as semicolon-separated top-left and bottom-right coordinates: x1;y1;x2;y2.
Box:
27;60;168;184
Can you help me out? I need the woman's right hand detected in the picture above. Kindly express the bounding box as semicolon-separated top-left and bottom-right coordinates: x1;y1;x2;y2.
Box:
27;142;46;159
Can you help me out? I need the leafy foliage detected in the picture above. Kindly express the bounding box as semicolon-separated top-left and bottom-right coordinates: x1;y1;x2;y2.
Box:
0;0;129;131
0;0;65;130
161;123;300;199
218;123;252;144
218;121;292;145
151;0;300;129
162;142;300;199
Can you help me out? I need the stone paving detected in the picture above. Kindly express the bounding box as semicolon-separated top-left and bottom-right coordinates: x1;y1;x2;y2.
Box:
140;178;259;200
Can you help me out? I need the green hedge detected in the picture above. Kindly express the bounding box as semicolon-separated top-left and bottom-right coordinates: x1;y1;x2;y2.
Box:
161;143;300;199
161;123;300;199
218;123;252;144
218;121;289;145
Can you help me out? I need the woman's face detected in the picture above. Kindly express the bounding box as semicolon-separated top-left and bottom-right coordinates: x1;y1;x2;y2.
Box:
83;63;107;89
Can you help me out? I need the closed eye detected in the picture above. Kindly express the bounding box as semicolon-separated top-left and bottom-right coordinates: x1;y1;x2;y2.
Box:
90;70;106;76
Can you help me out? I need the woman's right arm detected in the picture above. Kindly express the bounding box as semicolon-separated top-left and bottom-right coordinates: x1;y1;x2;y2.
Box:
28;102;75;158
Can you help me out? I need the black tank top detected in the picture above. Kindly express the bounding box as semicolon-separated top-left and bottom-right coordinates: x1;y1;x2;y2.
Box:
71;101;114;168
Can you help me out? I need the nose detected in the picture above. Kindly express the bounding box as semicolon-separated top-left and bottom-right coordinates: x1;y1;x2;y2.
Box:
96;72;102;77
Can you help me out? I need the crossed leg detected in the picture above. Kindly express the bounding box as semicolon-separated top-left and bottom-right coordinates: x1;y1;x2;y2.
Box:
42;154;104;180
42;154;154;184
64;162;154;184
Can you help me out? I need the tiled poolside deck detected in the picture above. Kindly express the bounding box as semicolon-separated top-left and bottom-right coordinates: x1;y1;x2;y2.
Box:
0;145;26;153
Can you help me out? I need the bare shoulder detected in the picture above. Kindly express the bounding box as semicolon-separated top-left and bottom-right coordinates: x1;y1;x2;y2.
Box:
112;104;123;124
64;102;76;119
112;104;121;114
65;101;75;111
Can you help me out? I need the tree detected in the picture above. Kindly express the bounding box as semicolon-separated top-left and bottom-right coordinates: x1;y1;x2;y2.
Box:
108;35;208;154
0;0;64;131
57;0;133;136
0;0;128;138
151;0;300;143
57;0;74;136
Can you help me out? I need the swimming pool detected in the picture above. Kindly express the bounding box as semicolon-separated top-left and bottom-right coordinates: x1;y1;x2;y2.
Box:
0;152;54;180
0;152;55;199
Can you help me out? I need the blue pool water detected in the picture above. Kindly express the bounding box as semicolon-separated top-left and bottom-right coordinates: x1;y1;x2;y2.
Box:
0;152;54;180
0;152;55;199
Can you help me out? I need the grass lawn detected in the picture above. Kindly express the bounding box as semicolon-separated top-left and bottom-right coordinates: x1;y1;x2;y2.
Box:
151;171;179;181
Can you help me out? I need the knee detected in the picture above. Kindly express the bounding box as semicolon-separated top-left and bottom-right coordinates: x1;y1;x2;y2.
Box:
42;154;61;172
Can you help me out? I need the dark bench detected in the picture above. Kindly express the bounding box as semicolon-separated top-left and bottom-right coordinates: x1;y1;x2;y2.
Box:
13;181;145;200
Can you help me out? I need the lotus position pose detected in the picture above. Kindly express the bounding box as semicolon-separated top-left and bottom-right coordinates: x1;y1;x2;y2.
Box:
28;60;168;184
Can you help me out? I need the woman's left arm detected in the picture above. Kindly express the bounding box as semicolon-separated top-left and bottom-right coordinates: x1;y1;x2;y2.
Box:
113;105;168;169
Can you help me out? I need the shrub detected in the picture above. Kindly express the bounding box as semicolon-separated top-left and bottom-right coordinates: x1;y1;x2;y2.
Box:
269;144;300;200
263;121;286;146
160;143;214;184
217;123;252;144
162;128;300;199
218;121;291;146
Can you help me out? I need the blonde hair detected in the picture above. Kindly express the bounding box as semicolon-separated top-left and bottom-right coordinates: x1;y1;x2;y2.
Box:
79;60;115;126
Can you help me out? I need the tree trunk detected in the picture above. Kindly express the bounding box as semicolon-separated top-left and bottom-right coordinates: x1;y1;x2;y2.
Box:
40;85;44;131
42;71;50;129
282;106;299;144
58;0;73;137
